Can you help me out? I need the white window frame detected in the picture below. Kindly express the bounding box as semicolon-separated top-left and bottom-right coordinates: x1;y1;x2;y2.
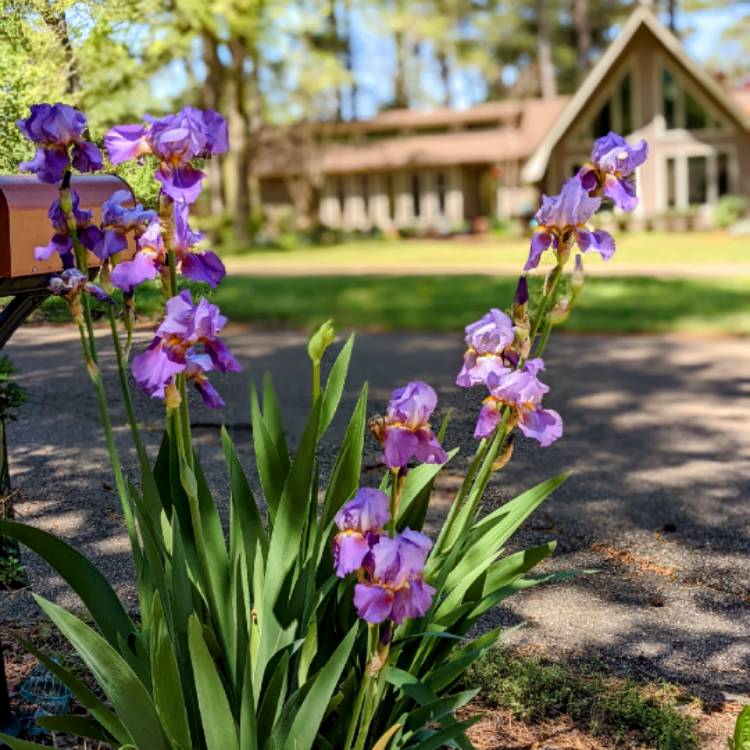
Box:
657;144;739;212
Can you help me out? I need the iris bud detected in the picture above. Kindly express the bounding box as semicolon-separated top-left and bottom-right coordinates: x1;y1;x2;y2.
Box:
165;383;182;410
548;298;571;325
308;319;335;364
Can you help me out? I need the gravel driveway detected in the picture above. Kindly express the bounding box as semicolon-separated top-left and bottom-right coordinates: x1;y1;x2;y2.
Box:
0;324;747;703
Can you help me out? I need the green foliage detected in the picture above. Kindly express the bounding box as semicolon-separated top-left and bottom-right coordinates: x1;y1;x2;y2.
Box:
714;195;747;229
731;705;750;750
0;553;26;589
463;649;699;750
0;356;28;421
0;328;568;748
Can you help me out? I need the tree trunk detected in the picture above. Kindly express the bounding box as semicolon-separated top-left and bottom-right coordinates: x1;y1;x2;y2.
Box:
327;1;343;120
41;8;80;95
202;30;226;215
666;0;678;34
394;28;408;108
229;36;251;245
248;41;264;224
536;0;557;99
573;0;591;77
342;0;357;119
439;52;452;106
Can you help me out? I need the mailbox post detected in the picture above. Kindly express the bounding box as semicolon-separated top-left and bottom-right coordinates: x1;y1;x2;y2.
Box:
0;175;133;740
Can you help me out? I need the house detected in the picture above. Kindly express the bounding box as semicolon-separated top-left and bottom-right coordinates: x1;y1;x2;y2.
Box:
257;4;750;231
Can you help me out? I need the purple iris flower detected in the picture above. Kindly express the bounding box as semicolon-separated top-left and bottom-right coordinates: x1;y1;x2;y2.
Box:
110;220;163;292
110;202;225;292
17;103;102;184
456;308;515;388
35;190;102;266
353;529;435;625
579;132;649;212
526;178;614;271
474;358;562;447
105;107;228;204
94;190;156;261
378;381;447;469
131;290;240;408
173;202;225;287
49;268;111;304
332;488;390;577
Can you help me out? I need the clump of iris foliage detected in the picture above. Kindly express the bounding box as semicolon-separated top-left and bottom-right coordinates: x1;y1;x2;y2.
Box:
0;103;646;749
463;649;699;750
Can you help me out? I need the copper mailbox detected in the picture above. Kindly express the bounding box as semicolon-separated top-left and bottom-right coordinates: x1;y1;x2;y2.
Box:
0;175;134;280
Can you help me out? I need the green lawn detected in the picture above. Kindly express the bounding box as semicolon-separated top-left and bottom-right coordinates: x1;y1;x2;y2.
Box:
49;274;731;334
206;275;749;334
225;232;750;276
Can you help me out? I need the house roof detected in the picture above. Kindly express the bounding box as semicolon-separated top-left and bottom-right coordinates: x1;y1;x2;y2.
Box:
318;99;545;133
732;87;750;117
521;6;750;183
257;97;569;176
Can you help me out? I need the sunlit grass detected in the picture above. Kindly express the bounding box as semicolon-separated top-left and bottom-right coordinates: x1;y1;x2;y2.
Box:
34;274;750;335
224;232;750;275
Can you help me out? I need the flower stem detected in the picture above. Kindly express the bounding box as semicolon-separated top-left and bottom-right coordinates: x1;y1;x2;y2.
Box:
343;665;369;750
312;360;321;402
160;193;194;469
61;171;137;554
75;318;138;555
107;307;146;466
527;263;562;354
345;624;381;750
535;319;554;358
389;468;401;534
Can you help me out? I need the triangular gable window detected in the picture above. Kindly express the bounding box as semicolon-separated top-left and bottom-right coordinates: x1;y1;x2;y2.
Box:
661;65;715;131
685;91;708;130
593;100;612;137
589;72;634;138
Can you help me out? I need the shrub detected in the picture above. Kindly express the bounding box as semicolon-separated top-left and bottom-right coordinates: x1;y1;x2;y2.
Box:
714;195;747;229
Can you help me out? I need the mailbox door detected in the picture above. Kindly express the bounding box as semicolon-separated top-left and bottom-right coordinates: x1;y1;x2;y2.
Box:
0;175;134;279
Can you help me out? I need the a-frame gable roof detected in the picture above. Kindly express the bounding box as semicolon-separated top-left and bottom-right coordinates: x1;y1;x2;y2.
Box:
522;6;750;183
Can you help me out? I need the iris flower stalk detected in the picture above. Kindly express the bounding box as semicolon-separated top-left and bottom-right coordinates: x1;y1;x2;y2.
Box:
158;191;193;465
55;168;139;552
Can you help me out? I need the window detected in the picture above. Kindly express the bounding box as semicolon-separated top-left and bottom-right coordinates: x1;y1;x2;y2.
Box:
717;153;731;197
685;91;708;130
662;68;678;130
619;73;632;134
436;172;446;214
666;158;677;208
367;129;400;141
336;177;345;217
592;99;612;137
662;67;713;131
386;174;396;220
465;121;499;132
413;125;450;136
687;156;708;205
361;175;369;216
411;174;421;217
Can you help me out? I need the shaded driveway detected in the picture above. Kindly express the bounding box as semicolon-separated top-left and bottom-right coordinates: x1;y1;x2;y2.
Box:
0;325;748;701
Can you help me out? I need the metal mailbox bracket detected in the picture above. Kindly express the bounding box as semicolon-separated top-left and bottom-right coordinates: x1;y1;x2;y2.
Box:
0;274;53;351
